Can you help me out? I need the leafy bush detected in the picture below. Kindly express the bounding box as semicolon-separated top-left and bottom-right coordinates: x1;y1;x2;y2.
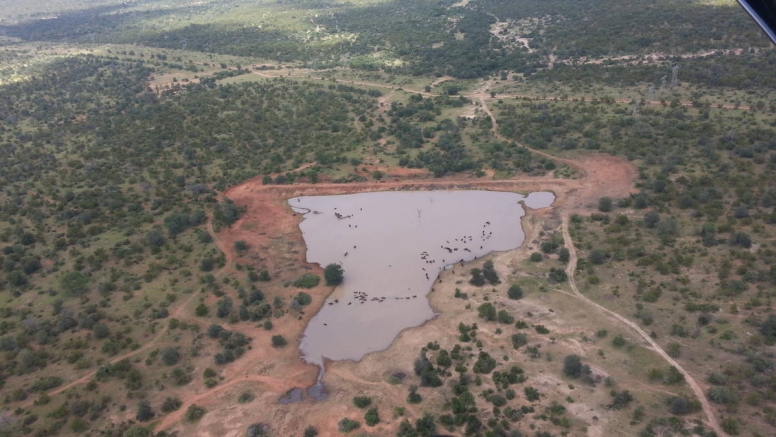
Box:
324;264;344;286
293;274;320;288
524;386;540;402
481;260;500;284
161;397;182;413
364;407;380;426
708;386;738;405
246;423;270;437
511;333;528;349
238;392;255;403
534;325;550;334
160;347;181;366
507;284;524;300
477;303;496;321
353;396;372;408
185;404;206;422
608;390;633;410
294;292;312;306
271;335;287;348
473;352;497;374
469;268;485;286
337;418;360;432
563;355;583;378
136;401;154;422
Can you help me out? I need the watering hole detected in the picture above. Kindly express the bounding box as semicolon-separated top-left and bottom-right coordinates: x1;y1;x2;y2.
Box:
289;190;554;368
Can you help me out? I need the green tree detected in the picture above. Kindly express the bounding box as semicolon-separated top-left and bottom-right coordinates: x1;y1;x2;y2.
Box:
477;302;497;321
160;347;181;365
563;354;583;378
511;333;528;349
161;397;182;413
507;284;524;300
337;418;360;432
271;335;287;348
136;401;155;422
598;197;612;212
353;396;371;408
481;260;500;284
185;404;206;422
364;407;380;426
324;264;344;286
469;268;485;286
60;271;90;296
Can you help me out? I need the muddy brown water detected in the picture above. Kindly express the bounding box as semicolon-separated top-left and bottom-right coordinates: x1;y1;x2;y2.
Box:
290;190;554;369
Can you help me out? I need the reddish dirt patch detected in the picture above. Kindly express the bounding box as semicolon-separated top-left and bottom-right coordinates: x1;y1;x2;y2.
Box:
155;148;636;435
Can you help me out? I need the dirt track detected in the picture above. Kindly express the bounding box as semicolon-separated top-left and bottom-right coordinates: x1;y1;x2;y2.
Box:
560;218;724;436
249;67;752;111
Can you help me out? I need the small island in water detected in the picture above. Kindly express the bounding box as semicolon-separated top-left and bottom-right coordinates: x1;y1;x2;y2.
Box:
290;190;555;368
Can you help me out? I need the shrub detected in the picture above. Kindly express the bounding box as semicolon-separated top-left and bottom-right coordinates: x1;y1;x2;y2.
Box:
353;396;372;409
161;397;182;413
185;404;206;422
324;264;344;286
477;303;496;321
337;418;360;432
294;292;312;306
481;260;500;284
246;423;270;437
303;426;319;437
511;333;528;349
234;240;250;253
548;268;567;283
364;407;380;426
524;386;540;402
529;252;543;262
667;396;695;415
497;310;514;324
136;401;154;422
563;355;583;378
608;390;633;410
271;335;287;348
507;284;524;300
708;386;738;405
238;392;255;403
407;385;422;404
293;274;320;288
598;197;612;212
473;352;497;374
160;347;181;366
469;268;485;286
490;394;507;407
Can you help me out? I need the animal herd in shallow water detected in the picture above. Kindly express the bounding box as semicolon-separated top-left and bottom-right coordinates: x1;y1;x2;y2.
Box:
315;209;500;328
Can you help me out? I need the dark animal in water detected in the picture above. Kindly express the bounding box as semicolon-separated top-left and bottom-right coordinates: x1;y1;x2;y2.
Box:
344;252;348;256
323;323;328;326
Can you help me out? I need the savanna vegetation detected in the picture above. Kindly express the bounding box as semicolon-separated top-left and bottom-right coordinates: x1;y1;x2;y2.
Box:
0;0;774;435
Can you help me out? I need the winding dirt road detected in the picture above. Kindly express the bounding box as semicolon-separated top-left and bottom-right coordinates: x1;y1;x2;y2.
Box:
560;218;724;436
475;95;724;436
249;67;751;111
